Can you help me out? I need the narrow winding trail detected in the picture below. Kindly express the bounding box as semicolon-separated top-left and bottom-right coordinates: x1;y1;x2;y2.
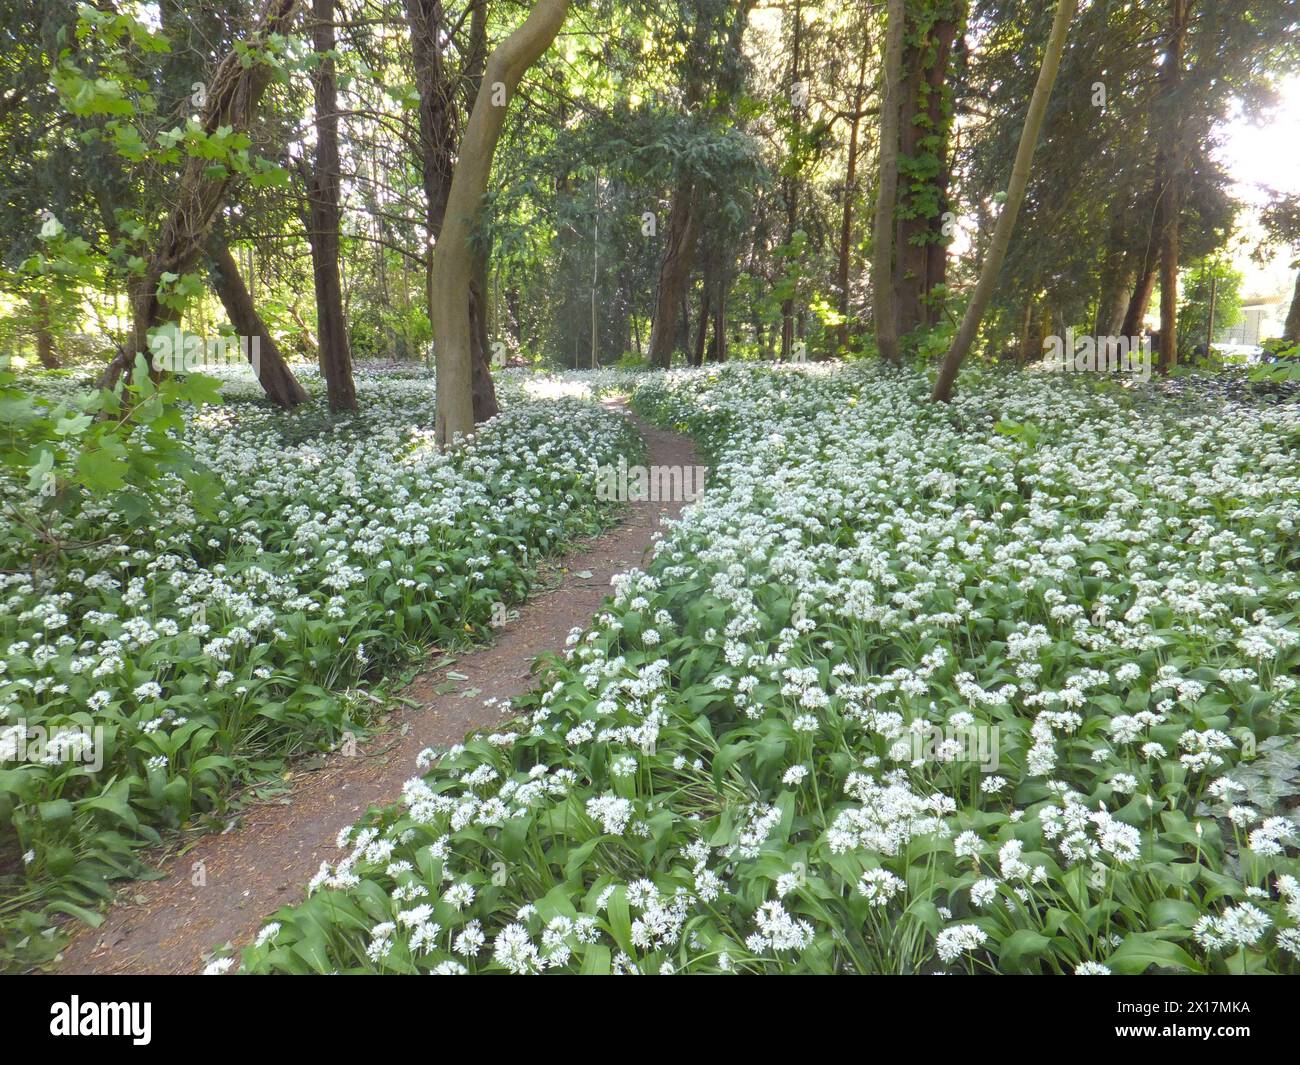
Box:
55;402;701;975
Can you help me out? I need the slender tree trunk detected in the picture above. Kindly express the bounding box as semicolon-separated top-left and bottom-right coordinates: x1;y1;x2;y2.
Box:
432;0;569;445
692;265;712;367
462;0;501;423
931;0;1075;402
836;49;867;352
288;299;318;356
1204;266;1217;355
1155;0;1188;374
712;263;729;363
307;0;357;412
1016;298;1037;365
779;1;804;361
97;0;301;390
871;0;906;365
33;293;59;368
590;172;600;368
207;237;310;407
1283;267;1300;342
894;14;925;336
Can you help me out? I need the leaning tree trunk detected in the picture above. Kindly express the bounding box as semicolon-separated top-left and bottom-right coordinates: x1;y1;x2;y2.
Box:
97;0;301;390
1095;249;1134;338
431;0;569;446
871;0;906;366
931;0;1074;402
1094;215;1130;336
207;237;309;407
1120;262;1157;338
307;0;357;412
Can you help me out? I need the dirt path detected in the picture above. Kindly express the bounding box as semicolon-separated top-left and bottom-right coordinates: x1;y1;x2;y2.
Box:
55;402;700;975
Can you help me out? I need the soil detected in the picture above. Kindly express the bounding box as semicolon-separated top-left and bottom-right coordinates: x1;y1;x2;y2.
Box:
53;401;700;974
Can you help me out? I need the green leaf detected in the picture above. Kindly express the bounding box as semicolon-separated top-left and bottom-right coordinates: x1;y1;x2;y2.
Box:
77;446;127;492
997;928;1052;973
38;799;75;825
1106;933;1202;975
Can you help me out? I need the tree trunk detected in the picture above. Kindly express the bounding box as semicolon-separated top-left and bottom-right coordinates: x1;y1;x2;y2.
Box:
1155;0;1188;374
779;2;804;361
712;264;728;363
893;14;926;337
647;174;698;369
207;237;309;407
931;0;1074;402
590;175;600;368
405;0;456;245
97;0;301;390
468;245;500;420
1095;244;1133;337
407;0;499;422
288;299;319;356
892;16;958;334
871;0;906;365
1094;215;1130;336
1283;267;1300;343
307;0;357;412
835;43;868;352
432;0;569;445
1016;298;1037;365
1121;264;1157;338
1204;266;1217;355
1099;270;1133;336
692;253;713;368
33;293;59;368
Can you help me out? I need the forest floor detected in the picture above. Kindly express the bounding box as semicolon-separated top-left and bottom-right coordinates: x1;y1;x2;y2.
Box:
52;400;701;975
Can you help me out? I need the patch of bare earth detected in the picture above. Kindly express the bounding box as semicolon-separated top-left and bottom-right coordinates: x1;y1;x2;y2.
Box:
53;401;701;974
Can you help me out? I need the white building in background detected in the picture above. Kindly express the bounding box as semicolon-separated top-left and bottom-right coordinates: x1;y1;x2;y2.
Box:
1216;292;1287;346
